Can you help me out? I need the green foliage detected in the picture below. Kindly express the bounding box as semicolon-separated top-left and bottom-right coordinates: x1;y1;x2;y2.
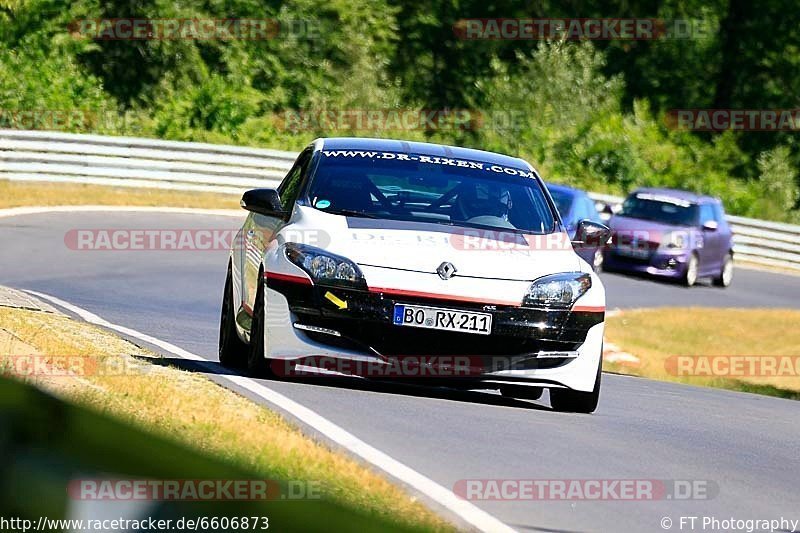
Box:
473;42;624;182
0;1;116;128
744;146;800;222
0;46;113;124
0;0;798;222
470;42;752;210
150;74;262;140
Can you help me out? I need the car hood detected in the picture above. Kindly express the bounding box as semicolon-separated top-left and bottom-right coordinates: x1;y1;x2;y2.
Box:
285;206;582;281
608;215;695;241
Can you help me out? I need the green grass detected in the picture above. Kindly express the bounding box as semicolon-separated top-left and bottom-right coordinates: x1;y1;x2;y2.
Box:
0;308;454;531
0;180;240;209
605;307;800;399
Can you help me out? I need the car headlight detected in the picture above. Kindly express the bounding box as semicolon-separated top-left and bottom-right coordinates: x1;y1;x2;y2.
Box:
660;231;687;249
523;272;592;308
285;243;366;289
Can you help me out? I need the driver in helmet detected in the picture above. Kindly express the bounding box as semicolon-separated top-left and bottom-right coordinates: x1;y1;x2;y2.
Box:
454;182;513;223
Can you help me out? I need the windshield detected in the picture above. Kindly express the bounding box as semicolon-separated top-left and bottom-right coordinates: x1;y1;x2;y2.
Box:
305;149;556;234
619;194;699;226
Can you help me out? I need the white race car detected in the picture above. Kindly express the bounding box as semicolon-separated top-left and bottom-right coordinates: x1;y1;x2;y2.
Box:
219;138;610;413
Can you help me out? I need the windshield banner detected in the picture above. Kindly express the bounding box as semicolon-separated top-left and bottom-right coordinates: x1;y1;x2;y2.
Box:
320;150;536;179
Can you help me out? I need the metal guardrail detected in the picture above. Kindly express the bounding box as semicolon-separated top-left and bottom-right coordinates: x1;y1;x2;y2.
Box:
2;129;798;271
0;129;293;194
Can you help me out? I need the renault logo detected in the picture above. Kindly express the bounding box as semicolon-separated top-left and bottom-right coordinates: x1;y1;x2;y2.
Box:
437;261;457;280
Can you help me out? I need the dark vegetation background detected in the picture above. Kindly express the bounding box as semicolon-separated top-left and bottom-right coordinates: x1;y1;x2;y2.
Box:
1;0;798;221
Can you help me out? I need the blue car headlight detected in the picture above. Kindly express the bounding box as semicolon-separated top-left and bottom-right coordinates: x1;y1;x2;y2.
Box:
523;272;592;308
285;243;366;289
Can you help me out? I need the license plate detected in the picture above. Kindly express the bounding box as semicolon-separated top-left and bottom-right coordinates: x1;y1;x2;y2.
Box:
392;304;492;335
616;245;650;259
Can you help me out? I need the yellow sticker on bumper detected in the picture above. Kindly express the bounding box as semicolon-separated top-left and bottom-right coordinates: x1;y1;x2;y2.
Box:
324;291;348;310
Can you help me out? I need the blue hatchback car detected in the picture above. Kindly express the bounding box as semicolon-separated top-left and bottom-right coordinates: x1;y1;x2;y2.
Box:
546;183;606;271
603;188;734;287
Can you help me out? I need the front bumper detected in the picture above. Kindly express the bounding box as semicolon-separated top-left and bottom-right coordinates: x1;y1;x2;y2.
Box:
261;275;605;392
603;247;690;279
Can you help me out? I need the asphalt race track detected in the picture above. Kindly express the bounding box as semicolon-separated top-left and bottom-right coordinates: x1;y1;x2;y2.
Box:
2;210;799;532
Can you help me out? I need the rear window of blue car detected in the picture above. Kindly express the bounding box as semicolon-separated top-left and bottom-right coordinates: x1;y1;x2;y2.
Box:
305;150;557;234
548;188;574;217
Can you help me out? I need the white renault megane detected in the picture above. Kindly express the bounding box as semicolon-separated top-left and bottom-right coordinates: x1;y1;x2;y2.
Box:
219;138;610;413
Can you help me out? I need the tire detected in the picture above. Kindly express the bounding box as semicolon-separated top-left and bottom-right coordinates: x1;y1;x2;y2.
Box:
599;252;614;273
500;385;543;401
550;355;602;413
219;265;248;368
683;253;699;287
247;272;273;377
713;254;734;288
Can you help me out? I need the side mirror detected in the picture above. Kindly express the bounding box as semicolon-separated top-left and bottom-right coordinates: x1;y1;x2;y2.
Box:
598;203;615;222
572;220;611;249
702;220;718;232
240;188;289;219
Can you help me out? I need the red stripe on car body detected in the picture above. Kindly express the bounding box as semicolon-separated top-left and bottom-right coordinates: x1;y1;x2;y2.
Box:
572;305;605;313
265;271;313;285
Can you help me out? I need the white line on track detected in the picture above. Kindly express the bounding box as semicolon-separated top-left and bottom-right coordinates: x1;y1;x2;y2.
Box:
26;289;516;533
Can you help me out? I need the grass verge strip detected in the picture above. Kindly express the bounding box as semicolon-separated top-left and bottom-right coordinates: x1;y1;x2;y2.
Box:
1;180;240;209
604;307;800;399
0;307;453;532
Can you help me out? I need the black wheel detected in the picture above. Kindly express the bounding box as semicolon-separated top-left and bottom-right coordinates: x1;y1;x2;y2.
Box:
500;385;543;401
683;252;699;287
550;355;602;413
247;272;272;377
712;253;733;288
219;265;248;368
599;252;614;273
